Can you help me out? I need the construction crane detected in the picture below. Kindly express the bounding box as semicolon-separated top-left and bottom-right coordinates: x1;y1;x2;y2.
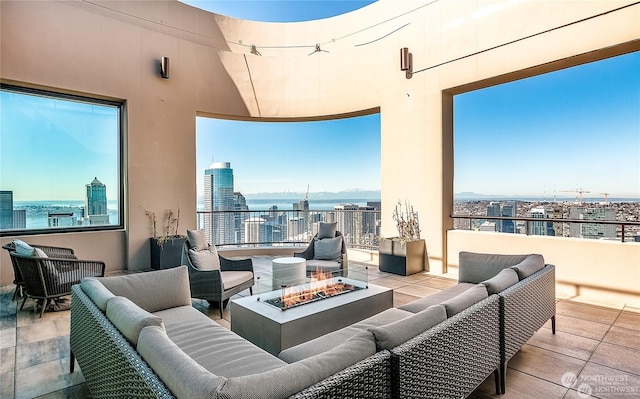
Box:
600;192;610;204
560;188;591;206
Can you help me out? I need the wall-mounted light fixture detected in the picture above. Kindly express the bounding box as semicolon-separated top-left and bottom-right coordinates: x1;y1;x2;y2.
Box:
400;47;412;79
160;57;170;79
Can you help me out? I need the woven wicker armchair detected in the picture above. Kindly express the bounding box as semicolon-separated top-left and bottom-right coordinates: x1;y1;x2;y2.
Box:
2;242;77;301
294;230;349;277
181;239;254;318
10;250;105;317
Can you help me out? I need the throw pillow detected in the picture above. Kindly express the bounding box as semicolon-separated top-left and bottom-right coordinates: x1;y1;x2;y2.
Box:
317;222;337;239
188;246;220;270
34;248;48;258
369;305;447;351
106;296;165;348
481;268;519;295
441;283;488;318
13;239;35;256
187;229;208;251
314;235;343;261
510;254;545;280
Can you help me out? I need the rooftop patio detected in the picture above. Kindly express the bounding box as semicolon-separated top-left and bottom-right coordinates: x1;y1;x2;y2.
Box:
1;253;638;399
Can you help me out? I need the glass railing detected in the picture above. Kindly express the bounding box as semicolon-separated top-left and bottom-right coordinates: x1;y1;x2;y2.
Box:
196;209;381;249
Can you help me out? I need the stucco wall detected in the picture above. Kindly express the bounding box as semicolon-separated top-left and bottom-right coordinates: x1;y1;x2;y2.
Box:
1;0;638;285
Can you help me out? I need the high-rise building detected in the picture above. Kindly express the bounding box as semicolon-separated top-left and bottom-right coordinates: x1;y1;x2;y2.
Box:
569;206;617;239
527;206;555;236
334;203;359;244
233;192;249;244
13;210;26;229
501;201;517;233
0;191;14;230
85;177;109;225
486;202;501;232
204;162;235;245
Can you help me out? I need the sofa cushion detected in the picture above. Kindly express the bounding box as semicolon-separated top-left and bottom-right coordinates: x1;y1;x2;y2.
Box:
221;270;253;290
220;331;376;399
510;254;545;280
80;277;115;312
279;308;412;362
13;239;35;256
314;235;342;260
481;268;520;295
187;229;209;251
154;306;286;378
441;284;488;317
369;305;447;351
97;266;192;313
458;251;531;283
398;282;476;313
138;325;224;399
189;246;220;271
106;296;164;348
317;222;337;239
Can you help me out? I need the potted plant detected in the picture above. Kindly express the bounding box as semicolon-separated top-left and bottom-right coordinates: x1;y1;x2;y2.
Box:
378;200;427;275
145;207;187;270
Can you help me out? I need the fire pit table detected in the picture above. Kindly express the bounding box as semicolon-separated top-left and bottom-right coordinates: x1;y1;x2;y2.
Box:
230;278;393;355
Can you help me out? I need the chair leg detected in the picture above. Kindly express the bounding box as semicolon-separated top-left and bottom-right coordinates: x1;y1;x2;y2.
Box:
551;315;556;334
20;295;28;310
70;350;75;374
500;361;507;394
12;286;18;301
40;299;50;318
219;301;223;319
249;287;253;296
494;369;501;395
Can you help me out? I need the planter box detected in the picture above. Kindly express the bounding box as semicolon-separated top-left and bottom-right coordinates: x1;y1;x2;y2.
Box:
150;236;187;270
378;238;426;276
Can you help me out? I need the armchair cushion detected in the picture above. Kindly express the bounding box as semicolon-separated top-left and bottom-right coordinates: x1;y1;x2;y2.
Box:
510;254;545;280
41;260;61;283
441;283;488;317
34;248;48;258
97;266;192;313
481;268;519;295
317;222;337;239
221;271;253;290
187;229;209;252
188;246;220;271
13;239;35;256
106;296;165;348
313;236;343;261
369;304;447;351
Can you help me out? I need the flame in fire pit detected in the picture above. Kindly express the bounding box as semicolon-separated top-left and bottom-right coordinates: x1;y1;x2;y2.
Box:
264;268;363;310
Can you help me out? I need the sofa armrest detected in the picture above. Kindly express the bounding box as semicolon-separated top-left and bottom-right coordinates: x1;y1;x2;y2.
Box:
458;252;532;283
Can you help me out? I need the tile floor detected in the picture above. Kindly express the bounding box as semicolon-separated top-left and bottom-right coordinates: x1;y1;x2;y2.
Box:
1;256;638;399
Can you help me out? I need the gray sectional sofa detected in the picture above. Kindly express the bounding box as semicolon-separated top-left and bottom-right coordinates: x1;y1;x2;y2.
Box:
69;252;555;398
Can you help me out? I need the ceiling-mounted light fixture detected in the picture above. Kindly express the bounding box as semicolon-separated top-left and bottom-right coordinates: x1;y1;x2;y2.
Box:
400;48;412;79
308;44;329;56
160;57;170;79
250;45;261;56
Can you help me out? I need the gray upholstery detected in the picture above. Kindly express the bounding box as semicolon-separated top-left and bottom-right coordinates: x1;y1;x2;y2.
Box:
187;229;209;252
458;252;531;283
279;308;412;362
155;306;286;378
481;268;519;295
106;296;164;348
317;222;337;239
188;246;221;270
80;277;115;312
441;283;488;317
97;266;192;313
138;325;224;399
314;235;343;260
369;305;447;351
221;271;254;291
219;331;377;399
398;282;475;313
294;230;348;277
510;254;545;280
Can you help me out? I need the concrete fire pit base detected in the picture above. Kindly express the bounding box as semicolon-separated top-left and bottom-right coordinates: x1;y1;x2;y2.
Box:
230;280;393;355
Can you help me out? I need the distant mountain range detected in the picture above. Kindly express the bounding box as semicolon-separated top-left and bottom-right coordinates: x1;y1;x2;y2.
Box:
243;190;381;201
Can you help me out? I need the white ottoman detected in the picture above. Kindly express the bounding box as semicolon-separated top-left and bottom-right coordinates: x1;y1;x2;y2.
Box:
272;257;306;290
